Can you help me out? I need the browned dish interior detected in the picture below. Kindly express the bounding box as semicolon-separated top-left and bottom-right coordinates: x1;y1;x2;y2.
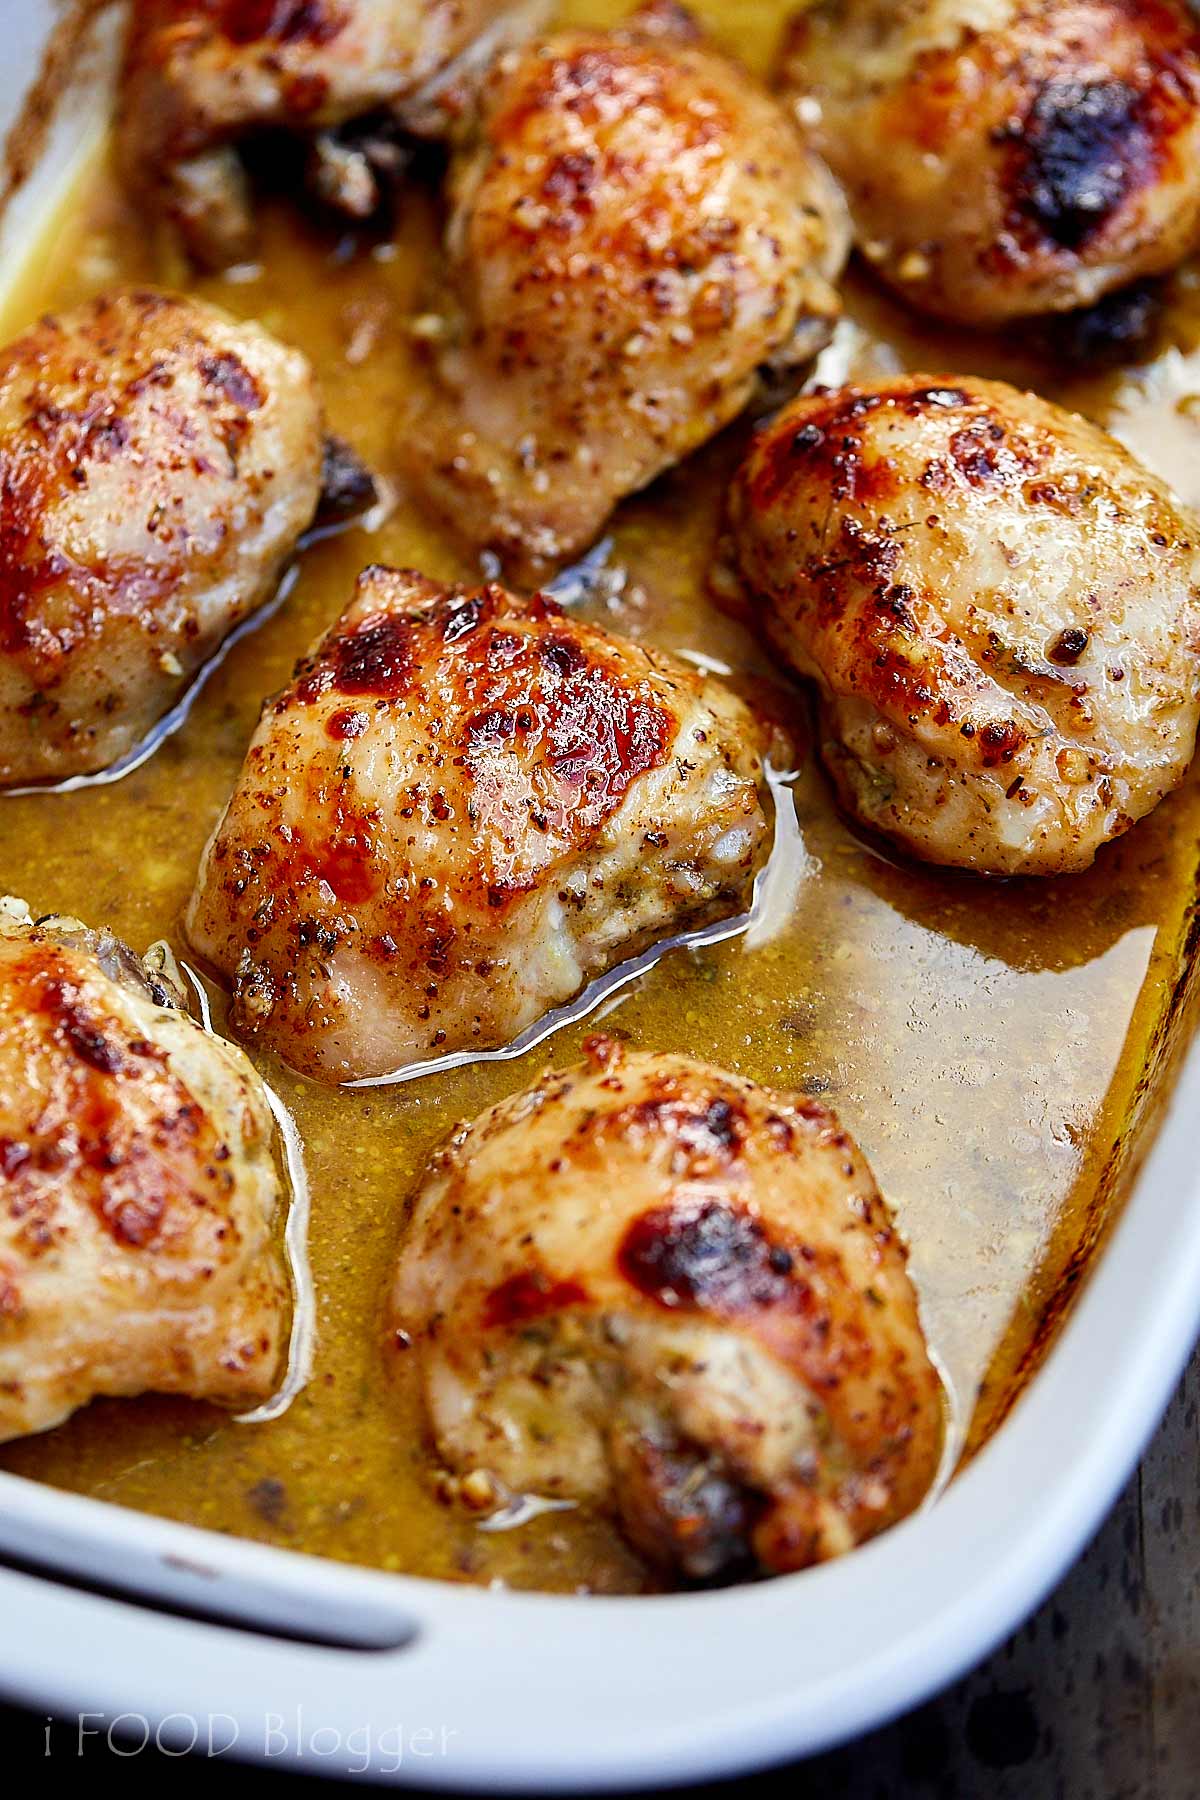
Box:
0;0;1198;1594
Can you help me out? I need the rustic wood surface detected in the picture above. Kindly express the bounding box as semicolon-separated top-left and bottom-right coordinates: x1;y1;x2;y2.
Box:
3;1350;1198;1795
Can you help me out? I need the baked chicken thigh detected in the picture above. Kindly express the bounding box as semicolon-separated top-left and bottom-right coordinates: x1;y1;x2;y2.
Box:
725;374;1200;875
777;0;1200;326
390;1038;943;1582
403;0;849;580
0;898;287;1442
187;567;770;1082
118;0;547;267
0;289;323;789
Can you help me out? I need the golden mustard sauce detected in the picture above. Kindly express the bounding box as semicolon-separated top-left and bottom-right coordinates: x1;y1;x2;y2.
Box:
1;0;1198;1593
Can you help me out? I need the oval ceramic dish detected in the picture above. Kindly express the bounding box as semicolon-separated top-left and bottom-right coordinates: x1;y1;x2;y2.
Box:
0;1;1198;1785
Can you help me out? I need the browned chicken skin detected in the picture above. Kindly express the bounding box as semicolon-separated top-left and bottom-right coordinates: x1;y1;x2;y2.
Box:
725;373;1200;875
0;898;287;1441
0;289;323;788
186;567;770;1083
402;0;849;581
390;1038;944;1582
777;0;1200;326
118;0;548;267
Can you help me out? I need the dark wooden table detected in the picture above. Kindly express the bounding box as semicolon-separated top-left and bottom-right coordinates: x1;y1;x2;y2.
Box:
4;1350;1198;1796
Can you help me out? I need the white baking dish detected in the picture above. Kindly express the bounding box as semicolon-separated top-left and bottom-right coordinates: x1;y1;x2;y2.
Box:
1;5;1198;1786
